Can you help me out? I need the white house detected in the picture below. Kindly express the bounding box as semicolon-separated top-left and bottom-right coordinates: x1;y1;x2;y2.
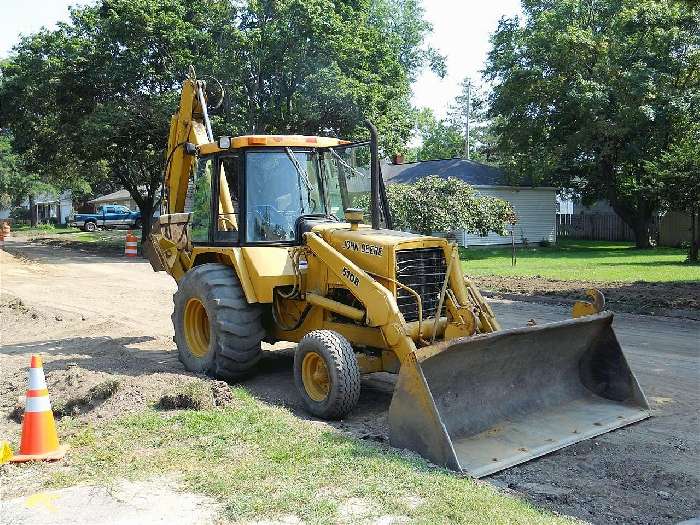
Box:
89;189;139;210
0;190;74;224
382;158;558;247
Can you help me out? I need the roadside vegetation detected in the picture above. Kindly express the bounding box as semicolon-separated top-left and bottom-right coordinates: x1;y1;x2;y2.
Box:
461;240;699;283
15;387;575;525
12;226;130;254
10;224;80;234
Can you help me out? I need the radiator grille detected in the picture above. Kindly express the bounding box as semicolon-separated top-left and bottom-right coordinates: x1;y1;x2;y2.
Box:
395;248;447;322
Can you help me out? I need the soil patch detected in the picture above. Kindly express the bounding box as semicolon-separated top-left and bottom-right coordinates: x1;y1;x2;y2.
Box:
28;236;124;256
470;274;700;317
2;240;698;524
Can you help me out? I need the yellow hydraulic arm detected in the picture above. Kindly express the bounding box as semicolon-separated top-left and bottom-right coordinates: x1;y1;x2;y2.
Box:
165;67;211;214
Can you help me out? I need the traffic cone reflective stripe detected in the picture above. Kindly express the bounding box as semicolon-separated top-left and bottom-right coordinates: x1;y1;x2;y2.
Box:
10;354;66;462
125;230;138;257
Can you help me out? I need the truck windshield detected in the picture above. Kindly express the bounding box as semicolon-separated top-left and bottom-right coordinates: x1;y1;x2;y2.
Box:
321;144;372;221
245;150;324;242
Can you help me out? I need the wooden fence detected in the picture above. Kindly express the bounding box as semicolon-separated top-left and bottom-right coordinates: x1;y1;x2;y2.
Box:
557;214;638;242
558;213;694;246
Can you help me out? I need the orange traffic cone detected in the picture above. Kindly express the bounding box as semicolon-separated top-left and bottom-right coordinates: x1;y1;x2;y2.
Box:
10;355;67;462
124;230;138;257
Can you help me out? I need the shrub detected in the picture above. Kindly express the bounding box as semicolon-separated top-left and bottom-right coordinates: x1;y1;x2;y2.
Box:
9;207;29;220
386;176;515;236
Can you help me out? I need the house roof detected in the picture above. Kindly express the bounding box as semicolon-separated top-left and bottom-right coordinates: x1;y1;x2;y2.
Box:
89;189;133;204
381;158;534;187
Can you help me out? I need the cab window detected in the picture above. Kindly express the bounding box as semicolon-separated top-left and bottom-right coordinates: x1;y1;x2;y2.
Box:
322;144;372;221
245;149;323;242
215;155;240;242
189;157;214;242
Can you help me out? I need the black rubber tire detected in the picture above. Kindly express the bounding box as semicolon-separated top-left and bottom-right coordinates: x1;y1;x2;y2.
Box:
84;221;97;232
173;263;264;381
133;218;142;230
293;330;360;419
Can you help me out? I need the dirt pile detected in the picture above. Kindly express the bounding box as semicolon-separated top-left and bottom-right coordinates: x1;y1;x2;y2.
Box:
472;274;700;317
3;363;239;435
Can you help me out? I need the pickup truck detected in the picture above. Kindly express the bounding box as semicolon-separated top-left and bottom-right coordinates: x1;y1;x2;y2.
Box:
69;205;142;232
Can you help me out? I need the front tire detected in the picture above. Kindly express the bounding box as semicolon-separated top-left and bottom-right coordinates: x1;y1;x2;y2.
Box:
173;263;264;380
294;330;360;419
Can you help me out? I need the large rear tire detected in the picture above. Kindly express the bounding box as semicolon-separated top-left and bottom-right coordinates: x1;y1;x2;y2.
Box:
173;263;264;380
294;330;360;419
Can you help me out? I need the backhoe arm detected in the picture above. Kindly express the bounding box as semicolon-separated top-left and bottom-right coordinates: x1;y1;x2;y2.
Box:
165;69;210;214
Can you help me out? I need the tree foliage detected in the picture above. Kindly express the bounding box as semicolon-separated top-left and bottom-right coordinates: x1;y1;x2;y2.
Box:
386;176;514;236
648;121;700;260
408;79;500;163
0;0;441;238
407;108;465;161
0;131;31;209
485;0;700;248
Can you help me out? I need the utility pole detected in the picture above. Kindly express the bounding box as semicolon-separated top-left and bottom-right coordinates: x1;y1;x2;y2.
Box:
464;79;471;160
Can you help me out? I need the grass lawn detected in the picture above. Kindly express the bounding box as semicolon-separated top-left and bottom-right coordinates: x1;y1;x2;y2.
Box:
20;388;575;525
461;240;700;283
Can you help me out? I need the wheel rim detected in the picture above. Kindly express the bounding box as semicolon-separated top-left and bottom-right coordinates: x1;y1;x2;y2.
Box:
302;351;330;402
184;298;210;358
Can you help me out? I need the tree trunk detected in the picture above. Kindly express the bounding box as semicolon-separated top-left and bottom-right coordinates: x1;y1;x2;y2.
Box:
611;202;653;249
139;199;154;247
29;194;37;227
632;217;652;249
690;208;699;262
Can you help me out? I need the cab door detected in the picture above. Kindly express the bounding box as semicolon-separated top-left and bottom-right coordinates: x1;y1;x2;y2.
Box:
97;205;111;227
112;205;131;226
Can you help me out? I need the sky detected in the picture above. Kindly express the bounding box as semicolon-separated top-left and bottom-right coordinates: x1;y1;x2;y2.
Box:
0;0;523;118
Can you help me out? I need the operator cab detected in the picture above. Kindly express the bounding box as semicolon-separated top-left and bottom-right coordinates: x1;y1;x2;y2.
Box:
182;134;391;246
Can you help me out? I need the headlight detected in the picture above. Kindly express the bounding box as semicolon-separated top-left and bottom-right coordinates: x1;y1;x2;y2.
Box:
218;136;231;149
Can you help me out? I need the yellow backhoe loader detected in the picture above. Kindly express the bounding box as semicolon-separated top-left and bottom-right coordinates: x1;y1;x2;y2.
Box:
146;68;650;477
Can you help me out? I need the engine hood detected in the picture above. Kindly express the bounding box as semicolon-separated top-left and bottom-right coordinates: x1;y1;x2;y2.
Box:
310;223;448;278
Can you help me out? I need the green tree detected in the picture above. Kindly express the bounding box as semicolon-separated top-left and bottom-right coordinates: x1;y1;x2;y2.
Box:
448;78;501;164
1;0;441;241
0;131;31;209
386;176;514;236
485;0;700;248
407;79;501;164
649;122;700;261
408;108;465;161
0;131;64;227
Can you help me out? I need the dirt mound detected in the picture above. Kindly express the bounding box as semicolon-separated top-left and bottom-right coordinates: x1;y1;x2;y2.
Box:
472;274;700;316
211;380;236;407
157;379;238;410
158;380;215;410
1;296;43;321
4;361;238;432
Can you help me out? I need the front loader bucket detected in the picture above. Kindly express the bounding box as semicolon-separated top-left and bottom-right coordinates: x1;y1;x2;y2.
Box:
388;312;650;477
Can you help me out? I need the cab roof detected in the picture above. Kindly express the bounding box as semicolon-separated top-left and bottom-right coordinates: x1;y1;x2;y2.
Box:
198;135;350;155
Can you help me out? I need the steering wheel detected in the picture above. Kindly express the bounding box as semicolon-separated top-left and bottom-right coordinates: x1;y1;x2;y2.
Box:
251;205;295;239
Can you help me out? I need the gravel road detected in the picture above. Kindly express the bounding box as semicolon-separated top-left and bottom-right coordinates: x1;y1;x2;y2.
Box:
1;238;698;524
